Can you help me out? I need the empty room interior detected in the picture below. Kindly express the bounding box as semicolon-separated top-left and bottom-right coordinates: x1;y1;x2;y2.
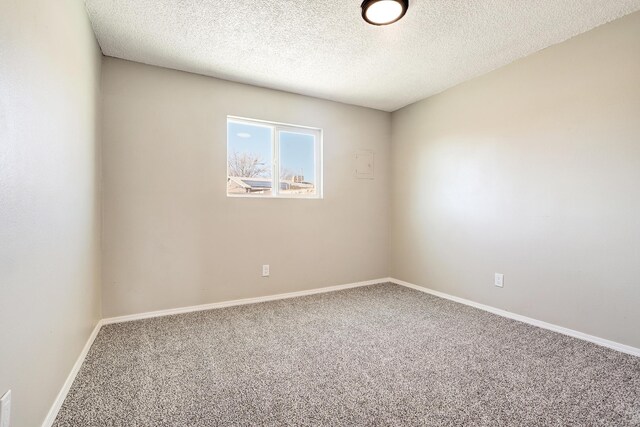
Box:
2;0;640;426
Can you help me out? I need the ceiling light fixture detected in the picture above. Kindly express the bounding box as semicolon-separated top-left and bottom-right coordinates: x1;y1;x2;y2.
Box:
361;0;408;26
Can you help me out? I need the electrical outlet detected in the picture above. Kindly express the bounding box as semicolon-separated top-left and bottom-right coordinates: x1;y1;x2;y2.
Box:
262;265;270;277
0;390;11;427
495;273;504;288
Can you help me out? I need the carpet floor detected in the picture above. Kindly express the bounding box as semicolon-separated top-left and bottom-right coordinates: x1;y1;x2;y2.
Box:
54;283;640;426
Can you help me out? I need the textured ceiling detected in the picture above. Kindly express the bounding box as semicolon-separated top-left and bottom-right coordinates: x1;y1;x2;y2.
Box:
85;0;640;111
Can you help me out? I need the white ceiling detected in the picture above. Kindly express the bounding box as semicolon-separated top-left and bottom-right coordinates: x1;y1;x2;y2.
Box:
86;0;640;112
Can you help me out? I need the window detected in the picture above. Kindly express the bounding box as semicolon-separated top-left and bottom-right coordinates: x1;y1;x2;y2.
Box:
227;117;322;198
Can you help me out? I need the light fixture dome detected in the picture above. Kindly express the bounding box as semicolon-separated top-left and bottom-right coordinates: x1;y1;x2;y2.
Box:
361;0;408;26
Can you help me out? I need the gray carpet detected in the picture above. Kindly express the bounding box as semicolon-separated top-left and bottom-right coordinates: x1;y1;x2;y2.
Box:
54;283;640;426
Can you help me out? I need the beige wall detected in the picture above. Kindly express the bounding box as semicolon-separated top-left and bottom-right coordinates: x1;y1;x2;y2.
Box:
0;0;102;426
391;12;640;348
101;58;390;317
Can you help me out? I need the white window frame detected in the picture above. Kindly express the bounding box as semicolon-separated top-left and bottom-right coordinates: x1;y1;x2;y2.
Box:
227;116;323;199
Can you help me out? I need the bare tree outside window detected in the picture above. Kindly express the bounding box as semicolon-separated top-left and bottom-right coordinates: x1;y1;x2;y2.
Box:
280;168;300;181
228;151;271;178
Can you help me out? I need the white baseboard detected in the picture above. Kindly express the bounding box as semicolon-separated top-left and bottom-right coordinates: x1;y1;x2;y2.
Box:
42;320;104;427
102;278;389;325
390;277;640;357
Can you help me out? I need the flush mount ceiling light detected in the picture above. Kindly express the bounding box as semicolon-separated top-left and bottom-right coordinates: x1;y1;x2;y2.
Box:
361;0;408;26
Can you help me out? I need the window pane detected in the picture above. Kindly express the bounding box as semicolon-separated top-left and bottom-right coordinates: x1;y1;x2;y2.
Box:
227;121;273;195
279;131;316;196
